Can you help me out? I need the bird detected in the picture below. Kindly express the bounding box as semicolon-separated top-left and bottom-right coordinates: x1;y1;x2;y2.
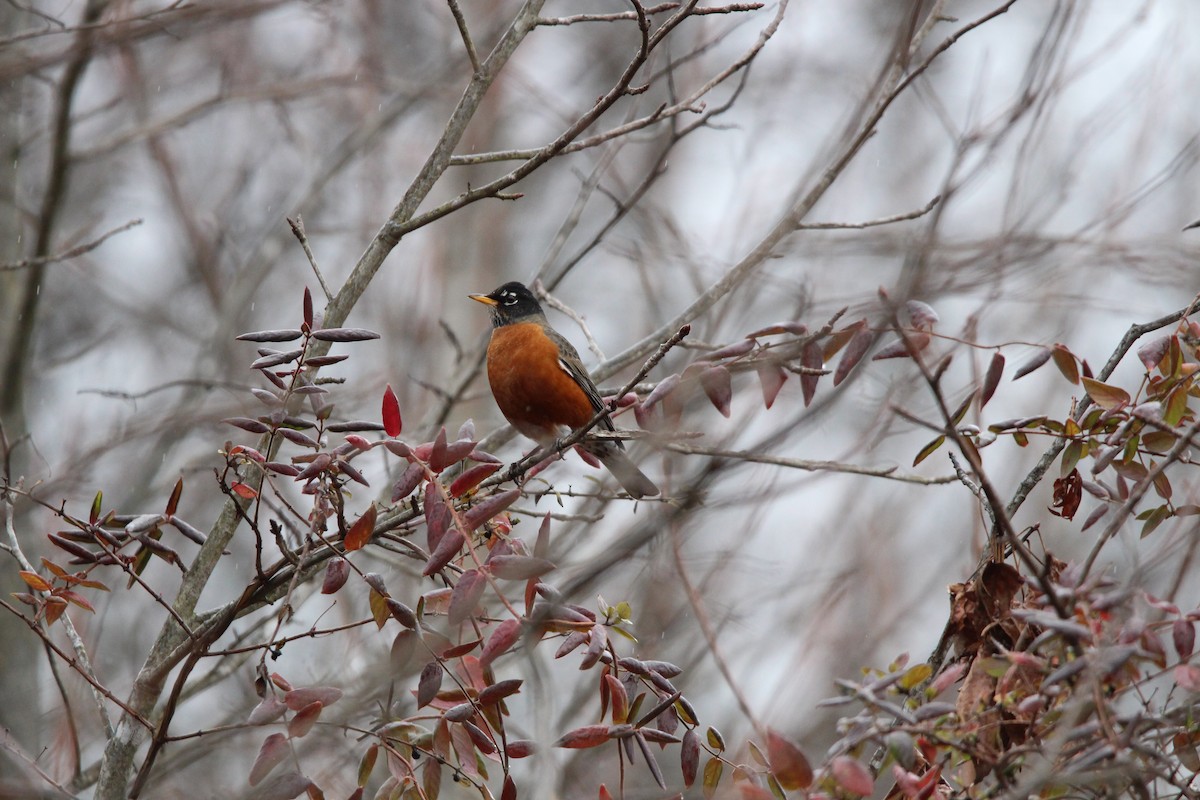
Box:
469;281;659;499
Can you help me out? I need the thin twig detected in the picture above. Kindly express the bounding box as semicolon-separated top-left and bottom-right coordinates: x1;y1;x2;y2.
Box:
795;195;941;230
533;280;605;360
0;218;142;271
664;443;958;485
287;215;334;302
446;0;481;74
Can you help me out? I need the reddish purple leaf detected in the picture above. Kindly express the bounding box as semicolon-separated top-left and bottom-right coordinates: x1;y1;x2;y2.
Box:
391;462;425;502
831;755;874;796
417;660;443;708
699;366;732;417
488;555;556;581
1051;343;1079;385
507;740;536;759
681;728;700;786
448;569;487;626
766;728;813;790
478;679;523;706
237;329;304;343
480;618;521;667
1013;347;1052;380
641;373;680;410
302;287;313;329
745;321;807;338
287;700;323;738
382;384;402;437
756;361;788;409
250;771;312;800
283;686;342;710
248;733;288;786
703;339;755;362
422;528;465;576
905;300;939;331
1175;663;1200;692
311;327;380;342
1175;619;1195;659
1137;334;1171;371
871;333;929;361
247;696;288;726
450;463;501;497
320;558;350;594
834;326;872;386
462;488;520;532
554;724;613;749
981;351;1005;407
224;417;271;434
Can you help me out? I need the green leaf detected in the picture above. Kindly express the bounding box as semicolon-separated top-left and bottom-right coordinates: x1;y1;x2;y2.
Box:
913;436;945;466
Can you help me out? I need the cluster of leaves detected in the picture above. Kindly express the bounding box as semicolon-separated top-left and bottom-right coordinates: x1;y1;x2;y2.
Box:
808;555;1200;799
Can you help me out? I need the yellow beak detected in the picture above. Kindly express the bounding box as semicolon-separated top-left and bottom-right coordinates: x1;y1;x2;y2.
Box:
469;293;497;306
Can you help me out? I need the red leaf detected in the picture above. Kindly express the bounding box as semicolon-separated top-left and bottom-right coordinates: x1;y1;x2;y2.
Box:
507;740;536;759
288;701;323;738
1175;619;1195;659
382;384;402;437
980;352;1005;407
417;660;443;708
834;325;872;387
18;571;51;592
164;477;184;517
231;482;259;499
249;733;289;786
478;679;523;706
391;462;425;502
448;569;487;626
320;559;350;594
344;503;377;552
1013;347;1052;380
755;361;788;409
681;729;700;787
502;775;517;800
831;755;874;796
449;463;501;497
480;618;521;667
488;555;556;581
462;489;520;532
1051;343;1079;385
699;366;733;417
422;528;465;576
766;728;813;790
554;724;613;749
283;686;342;710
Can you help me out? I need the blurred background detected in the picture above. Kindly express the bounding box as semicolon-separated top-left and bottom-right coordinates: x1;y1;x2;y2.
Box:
2;0;1199;796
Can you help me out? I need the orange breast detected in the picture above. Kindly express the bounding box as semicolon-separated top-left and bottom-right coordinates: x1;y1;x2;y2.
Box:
487;323;596;441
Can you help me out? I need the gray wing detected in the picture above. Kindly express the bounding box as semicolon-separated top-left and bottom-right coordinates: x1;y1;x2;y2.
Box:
544;327;617;434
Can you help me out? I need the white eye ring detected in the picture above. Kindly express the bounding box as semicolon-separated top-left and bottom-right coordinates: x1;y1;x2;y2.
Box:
503;293;517;305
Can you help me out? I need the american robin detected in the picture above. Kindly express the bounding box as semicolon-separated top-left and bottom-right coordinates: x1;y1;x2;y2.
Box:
469;281;659;499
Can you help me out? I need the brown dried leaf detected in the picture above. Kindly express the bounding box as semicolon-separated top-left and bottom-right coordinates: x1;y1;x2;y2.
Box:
344;503;376;552
1081;376;1130;411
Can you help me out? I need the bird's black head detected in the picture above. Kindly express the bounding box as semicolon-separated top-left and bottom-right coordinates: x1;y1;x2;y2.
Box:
469;281;544;327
